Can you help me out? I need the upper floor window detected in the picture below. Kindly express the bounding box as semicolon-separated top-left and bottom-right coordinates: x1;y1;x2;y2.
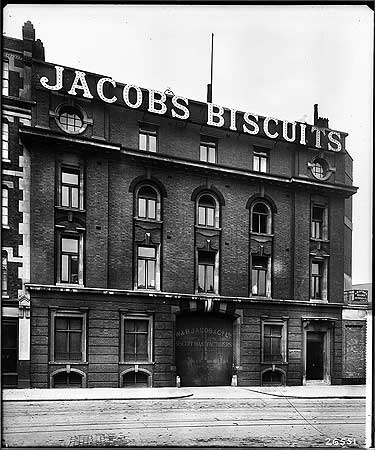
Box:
197;194;219;228
311;204;328;240
59;235;83;285
200;137;217;164
2;60;9;96
137;246;157;290
253;150;268;173
251;255;270;297
51;311;87;363
2;122;9;160
121;315;153;363
311;260;325;300
58;106;84;134
2;187;8;227
139;123;157;152
61;167;81;209
198;250;216;293
137;186;157;220
251;202;272;234
2;251;7;296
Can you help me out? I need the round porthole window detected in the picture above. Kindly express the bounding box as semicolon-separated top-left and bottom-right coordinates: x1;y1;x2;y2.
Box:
309;158;331;181
56;105;86;134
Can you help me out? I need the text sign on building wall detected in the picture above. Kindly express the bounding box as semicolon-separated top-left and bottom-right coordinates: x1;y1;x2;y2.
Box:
38;64;346;152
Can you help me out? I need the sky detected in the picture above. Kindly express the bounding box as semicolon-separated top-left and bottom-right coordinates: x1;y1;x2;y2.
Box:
3;4;373;285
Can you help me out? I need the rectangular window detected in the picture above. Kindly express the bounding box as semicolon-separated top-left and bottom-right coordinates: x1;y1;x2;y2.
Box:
198;250;215;293
61;168;81;209
139;124;157;152
311;205;327;240
121;315;153;363
200;138;217;163
137;246;156;289
251;255;269;296
51;311;86;363
2;122;9;160
2;60;9;96
2;187;8;226
253;151;268;173
60;236;80;284
2;252;8;296
262;320;287;363
311;260;323;299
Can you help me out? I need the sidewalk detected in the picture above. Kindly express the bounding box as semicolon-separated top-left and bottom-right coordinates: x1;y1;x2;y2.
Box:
2;384;367;402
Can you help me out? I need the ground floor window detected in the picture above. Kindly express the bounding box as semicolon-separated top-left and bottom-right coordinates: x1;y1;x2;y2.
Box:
261;319;287;363
52;371;83;388
121;314;153;363
261;369;284;386
122;370;150;387
50;311;87;363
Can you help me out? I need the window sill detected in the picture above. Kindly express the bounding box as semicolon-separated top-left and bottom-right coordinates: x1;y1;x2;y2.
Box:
2;158;11;163
55;206;86;213
195;225;221;231
56;283;85;288
309;298;328;303
134;217;163;224
120;361;155;365
2;225;10;230
310;238;329;243
49;361;88;365
250;295;272;299
135;288;160;292
1;295;10;299
250;232;274;237
261;362;288;365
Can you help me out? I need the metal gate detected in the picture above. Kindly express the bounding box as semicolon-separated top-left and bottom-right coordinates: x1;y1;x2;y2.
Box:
175;312;233;386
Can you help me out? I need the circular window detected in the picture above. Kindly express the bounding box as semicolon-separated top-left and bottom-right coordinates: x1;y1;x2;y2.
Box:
310;158;328;180
56;105;86;134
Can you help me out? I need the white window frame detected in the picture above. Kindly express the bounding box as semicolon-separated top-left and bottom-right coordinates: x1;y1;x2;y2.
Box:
2;122;9;161
311;204;328;241
261;318;288;364
2;186;9;227
139;124;158;152
200;138;217;164
56;233;84;286
251;254;272;298
2;60;9;96
196;193;220;228
135;184;161;221
253;151;269;173
50;310;87;364
58;164;84;210
135;244;161;291
310;258;328;301
120;314;153;364
251;202;272;234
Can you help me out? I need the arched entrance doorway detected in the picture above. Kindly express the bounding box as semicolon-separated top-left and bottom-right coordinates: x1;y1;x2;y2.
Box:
175;312;233;386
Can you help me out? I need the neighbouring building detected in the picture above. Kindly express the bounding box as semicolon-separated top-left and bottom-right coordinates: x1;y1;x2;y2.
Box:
2;22;368;389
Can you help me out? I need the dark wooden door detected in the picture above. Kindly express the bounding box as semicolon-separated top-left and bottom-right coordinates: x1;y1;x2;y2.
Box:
306;332;324;380
175;312;233;386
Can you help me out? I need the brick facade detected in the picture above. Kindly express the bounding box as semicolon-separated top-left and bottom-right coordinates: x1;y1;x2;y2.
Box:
2;22;368;389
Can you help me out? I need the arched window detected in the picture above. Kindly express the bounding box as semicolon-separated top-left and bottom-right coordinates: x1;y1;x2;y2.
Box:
197;194;219;227
121;369;151;387
52;371;83;388
251;202;272;234
137;186;158;220
261;369;284;386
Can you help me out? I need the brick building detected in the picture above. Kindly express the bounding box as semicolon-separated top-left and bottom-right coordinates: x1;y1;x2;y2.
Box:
2;22;367;388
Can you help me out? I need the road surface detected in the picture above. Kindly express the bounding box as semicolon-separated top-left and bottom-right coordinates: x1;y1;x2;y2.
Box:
2;397;365;447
